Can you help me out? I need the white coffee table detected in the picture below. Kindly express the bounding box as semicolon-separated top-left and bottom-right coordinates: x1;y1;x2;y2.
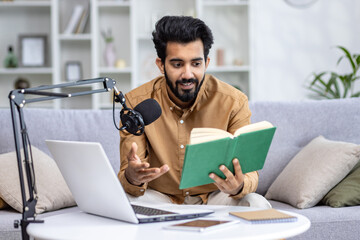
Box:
27;205;310;240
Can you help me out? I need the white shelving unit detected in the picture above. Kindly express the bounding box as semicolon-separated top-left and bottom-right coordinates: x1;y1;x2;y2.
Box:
0;1;52;108
0;0;251;109
0;1;51;7
0;68;53;75
59;34;92;41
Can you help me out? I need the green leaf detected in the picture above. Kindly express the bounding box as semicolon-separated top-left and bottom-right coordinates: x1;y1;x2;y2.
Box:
330;74;341;98
351;91;360;97
324;72;339;97
336;55;345;66
309;88;329;98
306;46;360;100
310;72;327;86
308;87;332;99
309;80;337;98
338;74;352;98
337;46;356;74
326;73;336;91
352;76;360;82
310;71;354;99
338;74;352;87
355;55;360;73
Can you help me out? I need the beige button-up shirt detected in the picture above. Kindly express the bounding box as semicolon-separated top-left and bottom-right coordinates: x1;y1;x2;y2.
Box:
118;74;258;204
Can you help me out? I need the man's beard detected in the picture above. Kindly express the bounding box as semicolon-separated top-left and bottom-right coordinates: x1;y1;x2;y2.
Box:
164;69;204;102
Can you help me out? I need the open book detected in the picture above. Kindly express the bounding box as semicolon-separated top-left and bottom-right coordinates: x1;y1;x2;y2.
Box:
190;121;274;144
179;121;276;189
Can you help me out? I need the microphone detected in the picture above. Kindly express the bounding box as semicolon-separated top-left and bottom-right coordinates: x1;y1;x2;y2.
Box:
120;98;162;136
133;99;162;125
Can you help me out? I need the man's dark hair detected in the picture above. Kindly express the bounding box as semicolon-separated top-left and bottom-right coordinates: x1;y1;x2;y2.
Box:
152;16;214;63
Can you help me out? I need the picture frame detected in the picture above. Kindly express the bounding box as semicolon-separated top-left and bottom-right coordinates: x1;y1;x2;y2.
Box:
18;34;47;67
65;61;82;81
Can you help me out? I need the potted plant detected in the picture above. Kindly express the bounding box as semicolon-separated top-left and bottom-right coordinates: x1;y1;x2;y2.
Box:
307;46;360;99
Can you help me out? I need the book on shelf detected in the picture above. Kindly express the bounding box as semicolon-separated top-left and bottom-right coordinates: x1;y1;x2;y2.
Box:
179;121;276;189
63;5;84;34
230;208;298;224
75;2;90;34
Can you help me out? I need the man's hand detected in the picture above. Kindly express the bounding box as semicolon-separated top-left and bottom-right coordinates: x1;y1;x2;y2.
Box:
124;142;169;186
209;158;244;196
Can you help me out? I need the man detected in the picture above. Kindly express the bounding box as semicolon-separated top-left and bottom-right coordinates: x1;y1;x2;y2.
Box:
118;16;270;207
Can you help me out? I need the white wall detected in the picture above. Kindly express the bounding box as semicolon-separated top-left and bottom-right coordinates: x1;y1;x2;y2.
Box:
250;0;360;101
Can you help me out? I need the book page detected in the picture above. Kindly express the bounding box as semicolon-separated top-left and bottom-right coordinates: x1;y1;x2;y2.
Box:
190;128;233;144
234;121;273;136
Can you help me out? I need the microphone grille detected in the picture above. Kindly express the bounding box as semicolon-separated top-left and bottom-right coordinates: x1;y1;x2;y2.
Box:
133;99;162;125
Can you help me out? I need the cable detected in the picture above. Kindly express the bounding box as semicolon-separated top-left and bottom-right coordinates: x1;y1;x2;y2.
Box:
24;123;38;196
113;91;121;131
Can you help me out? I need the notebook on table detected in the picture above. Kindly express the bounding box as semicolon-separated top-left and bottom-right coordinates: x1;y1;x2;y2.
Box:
230;209;298;224
46;140;213;224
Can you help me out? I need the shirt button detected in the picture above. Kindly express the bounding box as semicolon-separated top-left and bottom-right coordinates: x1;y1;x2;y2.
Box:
180;145;184;149
179;120;184;124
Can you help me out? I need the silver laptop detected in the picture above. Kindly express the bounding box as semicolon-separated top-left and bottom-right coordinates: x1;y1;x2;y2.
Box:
46;140;213;224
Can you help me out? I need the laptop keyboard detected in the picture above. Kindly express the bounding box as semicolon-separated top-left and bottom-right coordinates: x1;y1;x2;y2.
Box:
132;204;175;216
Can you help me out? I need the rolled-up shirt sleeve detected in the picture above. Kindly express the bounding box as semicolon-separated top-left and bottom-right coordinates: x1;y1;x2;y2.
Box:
230;171;259;200
118;96;150;197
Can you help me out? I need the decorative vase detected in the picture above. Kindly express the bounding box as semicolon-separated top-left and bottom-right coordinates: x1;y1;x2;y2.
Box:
4;45;18;68
104;42;116;67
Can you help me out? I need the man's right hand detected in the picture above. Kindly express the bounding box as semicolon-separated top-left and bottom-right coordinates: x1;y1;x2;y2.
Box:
124;142;169;186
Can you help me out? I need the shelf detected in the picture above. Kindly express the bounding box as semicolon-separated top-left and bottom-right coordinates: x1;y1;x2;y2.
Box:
98;1;131;8
0;68;53;75
202;0;248;7
99;67;132;74
0;1;51;7
59;34;92;41
207;65;250;73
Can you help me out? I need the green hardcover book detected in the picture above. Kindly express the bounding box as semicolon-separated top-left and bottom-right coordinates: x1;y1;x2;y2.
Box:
179;121;276;189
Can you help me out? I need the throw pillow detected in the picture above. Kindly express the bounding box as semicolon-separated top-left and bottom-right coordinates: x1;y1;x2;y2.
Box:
265;136;360;209
0;146;76;213
321;160;360;207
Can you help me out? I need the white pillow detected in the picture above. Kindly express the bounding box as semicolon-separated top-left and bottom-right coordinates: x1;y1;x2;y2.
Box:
265;136;360;209
0;146;76;213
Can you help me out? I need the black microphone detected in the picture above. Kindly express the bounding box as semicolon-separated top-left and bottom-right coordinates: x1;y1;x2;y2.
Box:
120;98;162;136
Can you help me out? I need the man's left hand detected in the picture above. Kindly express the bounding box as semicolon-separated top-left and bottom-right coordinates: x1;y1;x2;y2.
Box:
209;158;244;196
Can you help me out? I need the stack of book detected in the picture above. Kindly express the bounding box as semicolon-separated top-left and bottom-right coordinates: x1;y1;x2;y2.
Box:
63;4;90;34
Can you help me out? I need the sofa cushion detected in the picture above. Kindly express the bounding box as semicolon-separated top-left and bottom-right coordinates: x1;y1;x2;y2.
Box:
265;136;360;209
321;160;360;207
0;146;76;214
250;98;360;196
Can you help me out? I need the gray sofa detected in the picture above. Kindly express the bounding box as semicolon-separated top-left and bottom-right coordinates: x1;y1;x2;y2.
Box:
0;98;359;239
